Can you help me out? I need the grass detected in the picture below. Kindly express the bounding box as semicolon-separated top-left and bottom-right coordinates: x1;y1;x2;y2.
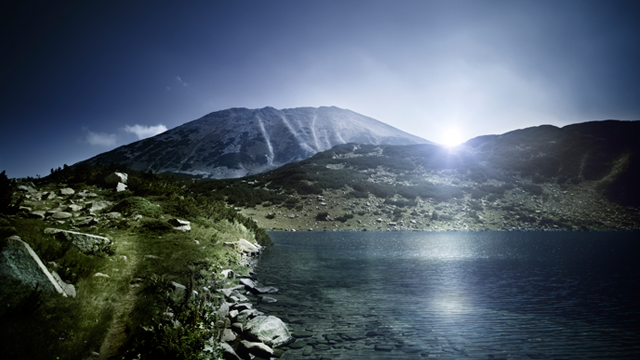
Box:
0;165;269;360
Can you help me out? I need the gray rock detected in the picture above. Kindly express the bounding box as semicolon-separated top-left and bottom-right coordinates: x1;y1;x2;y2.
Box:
217;302;230;319
221;328;236;343
220;342;241;360
238;340;273;358
51;271;76;298
84;200;112;213
260;296;277;304
245;315;292;347
60;188;75;195
44;228;112;254
0;236;67;316
72;216;98;227
104;212;121;219
238;238;261;254
254;286;278;294
237;309;262;325
28;210;46;219
105;172;128;185
66;204;83;212
221;269;235;279
17;185;36;193
168;218;191;231
50;212;73;220
115;182;128;192
239;278;256;289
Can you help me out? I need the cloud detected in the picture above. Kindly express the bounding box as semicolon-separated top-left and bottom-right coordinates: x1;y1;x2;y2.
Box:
124;124;168;140
83;127;117;146
176;76;188;86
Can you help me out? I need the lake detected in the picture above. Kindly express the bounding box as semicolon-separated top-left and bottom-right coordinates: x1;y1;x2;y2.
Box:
253;231;640;359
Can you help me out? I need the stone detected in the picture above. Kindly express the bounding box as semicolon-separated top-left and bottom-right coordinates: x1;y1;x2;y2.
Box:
66;204;83;212
237;309;262;325
220;342;241;360
221;269;235;279
168;218;191;231
217;302;230;319
51;271;76;297
254;286;278;294
221;328;236;342
144;255;161;259
104;172;128;185
51;211;73;220
115;182;128;192
171;281;186;291
94;272;110;278
84;200;112;213
72;216;98;227
104;212;121;219
245;315;292;348
0;236;67;316
17;185;36;193
44;228;112;254
28;210;46;219
238;340;273;358
237;238;261;254
60;188;75;195
260;296;277;304
239;278;256;289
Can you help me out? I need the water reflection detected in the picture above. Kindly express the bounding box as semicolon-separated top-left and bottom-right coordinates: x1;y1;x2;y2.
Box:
256;231;640;359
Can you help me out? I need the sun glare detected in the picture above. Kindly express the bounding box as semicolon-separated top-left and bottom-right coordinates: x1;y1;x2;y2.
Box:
441;128;463;148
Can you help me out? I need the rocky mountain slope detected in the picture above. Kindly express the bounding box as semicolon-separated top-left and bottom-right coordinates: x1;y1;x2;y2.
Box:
203;120;640;231
82;106;429;179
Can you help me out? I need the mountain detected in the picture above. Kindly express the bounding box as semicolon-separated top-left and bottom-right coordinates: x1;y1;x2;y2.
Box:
83;106;430;178
204;119;639;231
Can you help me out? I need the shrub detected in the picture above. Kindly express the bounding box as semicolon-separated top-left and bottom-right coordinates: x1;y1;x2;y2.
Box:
315;212;330;221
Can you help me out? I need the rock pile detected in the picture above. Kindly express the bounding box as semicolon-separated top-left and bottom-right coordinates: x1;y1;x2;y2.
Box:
211;240;292;359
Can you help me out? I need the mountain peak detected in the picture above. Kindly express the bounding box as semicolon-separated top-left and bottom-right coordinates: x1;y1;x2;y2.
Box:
83;106;430;178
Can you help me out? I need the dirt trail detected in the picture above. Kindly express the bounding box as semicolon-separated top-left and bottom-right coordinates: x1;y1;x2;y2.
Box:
98;287;139;360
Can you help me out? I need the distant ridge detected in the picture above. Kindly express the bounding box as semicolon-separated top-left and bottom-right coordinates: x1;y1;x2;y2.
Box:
82;106;430;178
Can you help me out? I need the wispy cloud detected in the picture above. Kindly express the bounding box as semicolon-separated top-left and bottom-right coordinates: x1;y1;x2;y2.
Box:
176;76;188;86
83;127;117;146
124;124;168;140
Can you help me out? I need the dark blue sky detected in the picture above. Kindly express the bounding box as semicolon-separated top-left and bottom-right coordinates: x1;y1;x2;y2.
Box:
1;0;639;178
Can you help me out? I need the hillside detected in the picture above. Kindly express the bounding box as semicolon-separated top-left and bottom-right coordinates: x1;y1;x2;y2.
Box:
197;120;640;231
0;165;282;360
82;106;429;179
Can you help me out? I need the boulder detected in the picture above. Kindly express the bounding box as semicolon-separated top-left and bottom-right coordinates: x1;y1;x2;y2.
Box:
0;236;67;316
220;342;241;360
245;315;292;347
221;328;236;342
237;238;261;254
84;200;112;213
115;182;128;192
104;172;128;185
44;228;112;254
60;188;75;195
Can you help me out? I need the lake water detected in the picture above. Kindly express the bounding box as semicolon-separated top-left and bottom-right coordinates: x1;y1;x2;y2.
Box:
253;231;640;359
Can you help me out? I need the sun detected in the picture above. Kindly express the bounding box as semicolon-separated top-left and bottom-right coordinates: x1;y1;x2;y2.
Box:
440;128;464;148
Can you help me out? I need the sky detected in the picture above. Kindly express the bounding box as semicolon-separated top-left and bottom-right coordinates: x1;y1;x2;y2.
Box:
1;0;639;178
